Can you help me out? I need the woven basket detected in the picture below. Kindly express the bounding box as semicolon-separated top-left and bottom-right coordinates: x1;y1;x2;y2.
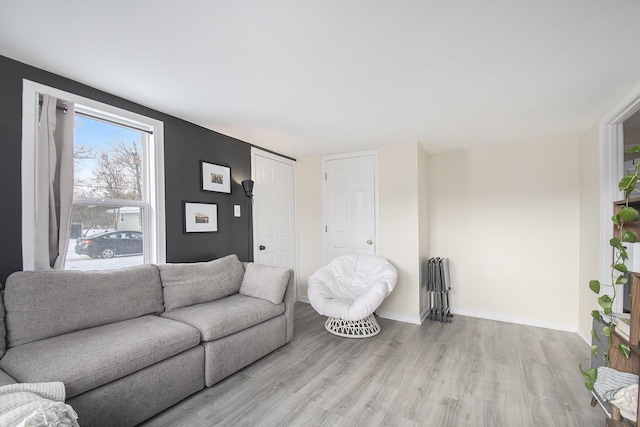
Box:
324;314;381;338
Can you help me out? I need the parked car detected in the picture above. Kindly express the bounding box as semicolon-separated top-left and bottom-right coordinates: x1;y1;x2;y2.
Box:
74;231;143;259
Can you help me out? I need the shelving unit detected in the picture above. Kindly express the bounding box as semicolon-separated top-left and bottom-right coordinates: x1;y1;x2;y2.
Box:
613;197;640;240
604;272;640;426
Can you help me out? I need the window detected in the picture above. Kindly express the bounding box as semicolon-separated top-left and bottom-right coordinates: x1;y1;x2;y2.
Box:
22;80;166;271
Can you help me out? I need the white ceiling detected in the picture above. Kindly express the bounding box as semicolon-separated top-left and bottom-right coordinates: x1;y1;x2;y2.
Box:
2;1;640;159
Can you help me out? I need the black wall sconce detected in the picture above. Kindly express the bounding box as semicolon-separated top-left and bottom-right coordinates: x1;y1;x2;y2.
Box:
242;180;255;261
242;179;254;199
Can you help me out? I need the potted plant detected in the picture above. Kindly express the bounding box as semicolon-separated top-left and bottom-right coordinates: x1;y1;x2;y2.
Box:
581;147;640;390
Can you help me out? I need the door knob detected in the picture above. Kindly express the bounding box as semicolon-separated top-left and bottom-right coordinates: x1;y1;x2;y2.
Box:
367;240;373;245
259;245;266;250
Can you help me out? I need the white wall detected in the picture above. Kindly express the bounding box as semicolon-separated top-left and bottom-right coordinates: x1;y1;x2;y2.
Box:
428;137;581;330
377;143;423;322
577;124;601;342
296;143;428;322
296;156;323;300
418;145;430;316
297;138;587;330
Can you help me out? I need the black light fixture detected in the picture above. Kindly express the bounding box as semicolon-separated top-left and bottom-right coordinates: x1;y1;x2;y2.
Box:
241;179;255;262
242;180;254;198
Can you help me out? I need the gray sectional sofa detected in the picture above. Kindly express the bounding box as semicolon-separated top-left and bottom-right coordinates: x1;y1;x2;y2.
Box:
0;254;295;426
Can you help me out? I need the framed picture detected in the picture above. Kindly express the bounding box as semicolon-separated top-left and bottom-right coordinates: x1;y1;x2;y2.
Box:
184;202;218;233
201;161;231;193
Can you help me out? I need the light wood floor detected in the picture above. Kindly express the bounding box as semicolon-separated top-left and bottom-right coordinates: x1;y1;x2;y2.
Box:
141;303;604;427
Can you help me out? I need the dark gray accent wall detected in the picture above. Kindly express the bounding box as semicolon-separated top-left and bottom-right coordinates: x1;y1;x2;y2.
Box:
0;55;262;284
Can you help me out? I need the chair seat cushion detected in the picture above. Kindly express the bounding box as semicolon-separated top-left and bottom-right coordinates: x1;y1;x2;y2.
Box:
161;293;285;342
308;280;388;321
0;315;200;399
308;254;398;321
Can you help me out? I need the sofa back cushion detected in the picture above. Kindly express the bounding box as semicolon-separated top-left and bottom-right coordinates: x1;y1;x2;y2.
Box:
239;263;291;304
159;254;245;311
4;264;164;348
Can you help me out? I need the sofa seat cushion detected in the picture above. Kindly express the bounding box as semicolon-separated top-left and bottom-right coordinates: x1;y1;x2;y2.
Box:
161;293;285;342
0;315;200;399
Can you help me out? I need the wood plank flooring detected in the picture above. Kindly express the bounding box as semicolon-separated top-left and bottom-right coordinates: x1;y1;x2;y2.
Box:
140;303;604;427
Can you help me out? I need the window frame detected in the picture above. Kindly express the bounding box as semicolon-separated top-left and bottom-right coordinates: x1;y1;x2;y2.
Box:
21;79;166;269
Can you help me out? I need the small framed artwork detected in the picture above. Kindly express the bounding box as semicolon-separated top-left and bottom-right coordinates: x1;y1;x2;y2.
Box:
184;202;218;233
201;161;231;193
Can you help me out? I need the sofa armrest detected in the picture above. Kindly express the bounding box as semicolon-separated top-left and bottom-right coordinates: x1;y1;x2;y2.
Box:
282;269;295;343
241;262;295;343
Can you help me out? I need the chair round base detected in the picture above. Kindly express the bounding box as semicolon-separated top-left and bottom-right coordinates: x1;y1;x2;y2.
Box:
324;314;381;338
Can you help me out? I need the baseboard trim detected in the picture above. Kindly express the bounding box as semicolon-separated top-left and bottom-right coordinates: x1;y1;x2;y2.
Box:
576;327;592;346
376;310;422;325
297;300;578;333
451;308;577;333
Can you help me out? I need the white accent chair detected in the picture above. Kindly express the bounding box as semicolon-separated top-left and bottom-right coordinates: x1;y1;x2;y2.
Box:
308;254;398;338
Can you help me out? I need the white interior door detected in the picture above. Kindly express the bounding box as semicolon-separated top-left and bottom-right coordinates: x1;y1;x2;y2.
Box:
324;153;377;263
252;150;297;273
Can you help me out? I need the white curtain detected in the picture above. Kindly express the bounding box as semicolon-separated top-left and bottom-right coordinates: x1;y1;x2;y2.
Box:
33;95;75;270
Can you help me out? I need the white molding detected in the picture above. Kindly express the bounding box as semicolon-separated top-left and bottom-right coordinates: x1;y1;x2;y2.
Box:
250;147;299;302
322;150;380;264
299;295;310;304
601;81;640;124
21;81;39;271
419;306;430;324
302;301;579;331
21;79;166;268
599;81;640;312
577;327;592;346
376;310;422;325
450;308;577;333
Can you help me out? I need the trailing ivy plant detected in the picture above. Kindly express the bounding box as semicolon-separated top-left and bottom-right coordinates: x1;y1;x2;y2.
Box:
580;146;640;391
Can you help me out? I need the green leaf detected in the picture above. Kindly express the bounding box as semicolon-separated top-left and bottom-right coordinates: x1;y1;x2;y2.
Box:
599;294;613;310
614;263;629;273
619;176;637;192
619;206;640;222
620;246;629;261
591;310;603;322
579;364;593;381
623;230;638;243
603;325;611;338
616;275;629;285
591;329;601;342
611;237;623;250
589;280;601;294
585;381;594;391
613;214;622;227
619;344;631;359
591;345;599;358
627;145;640;153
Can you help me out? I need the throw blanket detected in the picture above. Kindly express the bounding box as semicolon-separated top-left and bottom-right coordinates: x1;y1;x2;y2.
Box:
594;367;639;402
611;383;639;423
0;382;79;427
